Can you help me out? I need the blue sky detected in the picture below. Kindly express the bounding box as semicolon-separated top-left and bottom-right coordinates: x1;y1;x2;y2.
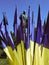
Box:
0;0;49;32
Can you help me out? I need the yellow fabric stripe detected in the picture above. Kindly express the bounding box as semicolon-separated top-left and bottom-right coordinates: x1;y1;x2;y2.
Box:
4;47;13;61
8;46;19;65
42;47;49;65
34;43;42;65
25;48;30;65
6;46;20;65
17;43;23;65
13;49;20;65
30;40;34;65
30;41;34;60
21;41;25;65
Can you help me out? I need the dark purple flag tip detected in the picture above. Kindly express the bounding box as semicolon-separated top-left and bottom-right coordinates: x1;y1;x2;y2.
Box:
0;22;2;31
3;13;8;26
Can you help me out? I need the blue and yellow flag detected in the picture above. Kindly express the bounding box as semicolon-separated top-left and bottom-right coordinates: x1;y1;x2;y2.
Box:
0;27;19;65
13;7;24;65
2;14;20;65
42;12;49;65
30;11;34;64
16;25;24;65
1;41;13;61
34;5;42;65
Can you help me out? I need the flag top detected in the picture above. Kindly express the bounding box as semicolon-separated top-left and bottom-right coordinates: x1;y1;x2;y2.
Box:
36;5;42;45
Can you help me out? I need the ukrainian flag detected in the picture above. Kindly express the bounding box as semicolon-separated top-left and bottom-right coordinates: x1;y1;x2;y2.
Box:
16;26;24;65
18;25;25;65
0;29;20;65
5;32;20;65
3;12;20;65
0;28;13;65
1;41;14;65
13;6;24;65
34;5;42;65
30;11;34;65
1;21;19;65
1;41;13;61
42;12;49;65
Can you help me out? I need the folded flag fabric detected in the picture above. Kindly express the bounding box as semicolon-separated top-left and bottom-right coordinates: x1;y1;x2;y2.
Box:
42;12;49;65
2;41;13;61
0;5;49;65
34;5;42;65
30;11;34;65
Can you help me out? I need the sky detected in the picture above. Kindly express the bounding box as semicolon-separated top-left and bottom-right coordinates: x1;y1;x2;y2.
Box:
0;0;49;32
